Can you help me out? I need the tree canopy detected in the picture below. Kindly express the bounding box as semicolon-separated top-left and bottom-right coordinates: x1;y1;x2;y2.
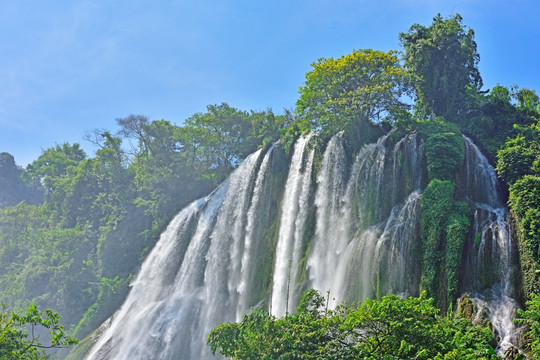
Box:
208;290;497;360
516;293;540;358
296;49;410;147
400;14;482;122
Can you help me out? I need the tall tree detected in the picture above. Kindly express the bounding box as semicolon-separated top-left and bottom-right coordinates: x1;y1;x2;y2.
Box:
399;14;482;122
23;143;86;208
0;153;42;207
296;49;410;146
116;114;151;160
181;103;258;182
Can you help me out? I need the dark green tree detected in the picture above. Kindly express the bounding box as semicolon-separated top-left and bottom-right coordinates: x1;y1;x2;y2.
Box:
399;14;482;123
516;293;540;358
250;109;292;149
0;153;42;207
23;143;86;198
128;118;212;231
460;85;539;159
180;103;259;182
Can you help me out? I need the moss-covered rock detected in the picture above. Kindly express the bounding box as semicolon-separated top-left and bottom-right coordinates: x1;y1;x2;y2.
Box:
420;179;455;305
416;118;465;181
456;294;492;330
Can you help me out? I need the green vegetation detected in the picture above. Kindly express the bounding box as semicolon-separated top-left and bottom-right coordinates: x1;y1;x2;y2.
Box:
208;290;497;359
0;104;287;340
516;293;540;358
496;117;540;297
417;119;465;181
420;179;455;305
0;304;77;360
1;11;540;359
415;119;470;308
445;202;471;304
399;14;482;123
462;85;538;159
295;49;409;148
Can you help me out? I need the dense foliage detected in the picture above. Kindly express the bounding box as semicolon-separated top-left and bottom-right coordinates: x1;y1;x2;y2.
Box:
417;119;464;181
399;14;482;123
208;290;497;359
0;104;286;340
1;12;540;359
413;119;471;309
516;293;540;358
296;49;409;148
496;116;540;298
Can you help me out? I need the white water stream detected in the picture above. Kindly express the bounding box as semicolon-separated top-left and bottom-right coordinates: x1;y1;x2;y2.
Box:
463;136;520;355
85;132;520;359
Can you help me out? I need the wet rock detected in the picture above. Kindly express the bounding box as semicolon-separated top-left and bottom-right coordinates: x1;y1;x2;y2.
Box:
456;293;492;330
501;346;521;359
510;324;531;359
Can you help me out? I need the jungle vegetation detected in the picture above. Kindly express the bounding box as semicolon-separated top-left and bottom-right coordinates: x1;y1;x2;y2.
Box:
0;13;539;358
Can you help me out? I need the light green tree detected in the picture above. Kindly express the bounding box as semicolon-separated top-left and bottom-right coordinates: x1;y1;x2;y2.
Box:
296;49;410;147
0;304;77;360
208;290;497;359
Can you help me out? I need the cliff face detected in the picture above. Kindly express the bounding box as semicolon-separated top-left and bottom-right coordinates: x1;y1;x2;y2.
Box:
83;129;521;359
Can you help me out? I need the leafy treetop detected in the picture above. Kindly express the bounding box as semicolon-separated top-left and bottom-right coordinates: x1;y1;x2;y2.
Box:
208;290;497;359
400;13;482;123
0;304;78;360
296;49;410;147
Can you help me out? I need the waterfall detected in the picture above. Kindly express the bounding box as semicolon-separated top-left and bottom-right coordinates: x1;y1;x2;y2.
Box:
85;132;520;359
462;136;520;355
270;135;314;316
86;148;271;360
308;131;423;304
236;142;278;319
307;133;349;303
463;135;501;207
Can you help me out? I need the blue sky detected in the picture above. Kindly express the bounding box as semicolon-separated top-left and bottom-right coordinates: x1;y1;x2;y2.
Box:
1;0;539;166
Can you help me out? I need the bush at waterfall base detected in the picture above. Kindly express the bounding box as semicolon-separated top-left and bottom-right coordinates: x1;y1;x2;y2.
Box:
0;304;77;360
208;290;497;359
516;293;540;358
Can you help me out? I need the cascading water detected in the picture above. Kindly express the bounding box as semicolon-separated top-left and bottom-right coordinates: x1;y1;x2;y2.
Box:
85;132;521;359
306;133;350;306
236;142;278;318
270;135;314;316
307;132;424;305
461;136;521;355
86;147;274;360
